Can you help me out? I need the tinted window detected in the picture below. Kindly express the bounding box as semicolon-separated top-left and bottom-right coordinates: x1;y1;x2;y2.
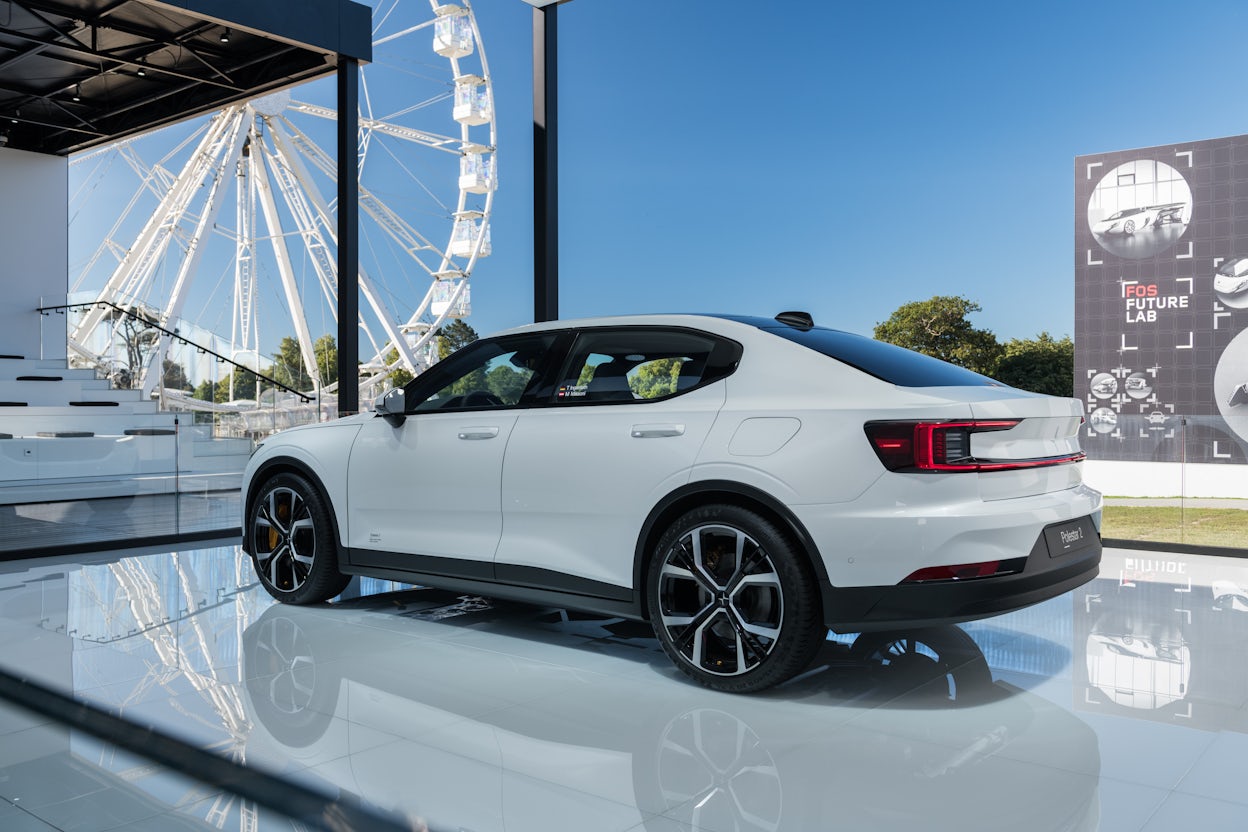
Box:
407;333;557;411
760;325;1001;387
554;329;738;404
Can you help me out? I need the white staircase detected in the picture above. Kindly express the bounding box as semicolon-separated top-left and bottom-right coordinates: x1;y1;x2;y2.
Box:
0;355;252;504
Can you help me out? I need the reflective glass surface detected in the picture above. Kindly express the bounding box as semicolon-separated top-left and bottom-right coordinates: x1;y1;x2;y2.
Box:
0;544;1247;831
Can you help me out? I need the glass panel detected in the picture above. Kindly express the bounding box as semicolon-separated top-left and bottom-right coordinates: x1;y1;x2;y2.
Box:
410;335;553;411
557;330;718;403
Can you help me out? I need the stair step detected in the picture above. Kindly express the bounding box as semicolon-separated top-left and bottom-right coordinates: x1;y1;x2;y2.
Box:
0;358;75;372
0;409;176;436
191;437;253;456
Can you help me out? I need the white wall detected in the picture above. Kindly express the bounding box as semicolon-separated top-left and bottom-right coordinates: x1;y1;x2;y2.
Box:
1085;460;1248;499
0;147;67;359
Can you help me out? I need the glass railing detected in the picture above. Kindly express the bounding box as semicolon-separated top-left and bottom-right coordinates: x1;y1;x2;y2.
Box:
1086;413;1248;551
5;296;379;505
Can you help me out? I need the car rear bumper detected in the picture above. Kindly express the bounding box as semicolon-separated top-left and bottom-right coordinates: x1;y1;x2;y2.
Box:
821;516;1101;632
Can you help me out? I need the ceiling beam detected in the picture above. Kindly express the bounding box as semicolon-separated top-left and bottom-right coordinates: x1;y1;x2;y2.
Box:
0;22;240;90
13;0;232;61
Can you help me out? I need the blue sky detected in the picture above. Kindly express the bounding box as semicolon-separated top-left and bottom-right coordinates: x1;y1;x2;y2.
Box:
473;0;1248;344
69;0;1248;363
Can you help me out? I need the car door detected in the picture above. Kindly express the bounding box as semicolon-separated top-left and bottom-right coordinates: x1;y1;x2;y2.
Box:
496;327;740;593
346;332;559;576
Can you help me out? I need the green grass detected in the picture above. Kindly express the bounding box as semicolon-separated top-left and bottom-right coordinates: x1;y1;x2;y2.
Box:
1102;506;1248;549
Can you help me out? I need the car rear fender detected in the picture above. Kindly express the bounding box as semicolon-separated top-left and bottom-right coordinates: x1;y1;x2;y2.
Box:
632;480;830;621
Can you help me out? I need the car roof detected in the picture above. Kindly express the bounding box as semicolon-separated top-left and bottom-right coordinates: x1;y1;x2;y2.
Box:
490;313;808;339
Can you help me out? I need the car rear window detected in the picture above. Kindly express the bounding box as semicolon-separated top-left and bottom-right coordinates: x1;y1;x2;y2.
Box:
759;325;1001;387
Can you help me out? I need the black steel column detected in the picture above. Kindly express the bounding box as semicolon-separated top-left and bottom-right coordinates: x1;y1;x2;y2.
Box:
533;4;558;323
337;58;359;415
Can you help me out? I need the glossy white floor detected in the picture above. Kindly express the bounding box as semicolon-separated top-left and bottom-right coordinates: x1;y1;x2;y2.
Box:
0;543;1246;832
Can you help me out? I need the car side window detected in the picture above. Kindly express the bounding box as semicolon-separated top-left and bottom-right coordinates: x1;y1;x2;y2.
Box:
407;334;556;412
554;329;726;404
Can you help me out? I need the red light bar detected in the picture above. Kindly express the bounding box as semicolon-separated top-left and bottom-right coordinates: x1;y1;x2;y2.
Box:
865;420;1085;473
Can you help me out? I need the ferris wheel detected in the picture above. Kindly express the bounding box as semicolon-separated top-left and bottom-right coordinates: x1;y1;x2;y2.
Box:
67;0;496;401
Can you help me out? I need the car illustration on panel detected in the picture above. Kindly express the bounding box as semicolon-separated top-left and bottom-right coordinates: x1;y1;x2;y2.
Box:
1091;408;1117;427
241;312;1102;692
1215;257;1248;297
1092;203;1185;236
1153;203;1187;226
1147;411;1168;425
1091;377;1117;397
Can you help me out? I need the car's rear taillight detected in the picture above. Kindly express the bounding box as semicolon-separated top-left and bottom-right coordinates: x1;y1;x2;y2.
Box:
865;420;1085;473
901;557;1026;583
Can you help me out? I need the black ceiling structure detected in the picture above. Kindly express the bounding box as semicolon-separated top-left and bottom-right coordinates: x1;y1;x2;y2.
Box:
0;0;371;156
0;0;370;413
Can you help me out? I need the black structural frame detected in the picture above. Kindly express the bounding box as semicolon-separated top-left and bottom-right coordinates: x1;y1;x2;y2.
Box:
532;0;573;323
337;58;359;415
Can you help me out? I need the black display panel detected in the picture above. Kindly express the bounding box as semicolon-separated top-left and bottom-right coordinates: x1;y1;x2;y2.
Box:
1075;138;1248;464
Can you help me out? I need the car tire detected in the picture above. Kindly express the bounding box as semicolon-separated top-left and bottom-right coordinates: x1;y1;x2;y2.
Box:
1123;219;1136;234
248;472;350;604
646;504;825;693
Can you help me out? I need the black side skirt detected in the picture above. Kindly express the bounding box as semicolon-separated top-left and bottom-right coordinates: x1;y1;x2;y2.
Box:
345;547;643;621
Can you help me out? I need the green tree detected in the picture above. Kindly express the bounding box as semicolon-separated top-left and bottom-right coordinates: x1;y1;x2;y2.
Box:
161;359;191;391
873;295;1002;376
192;378;215;403
436;319;479;360
994;333;1074;397
384;347;414;388
269;335;336;392
486;364;530;403
270;336;312;392
313;334;338;388
451;365;488;397
630;359;682;399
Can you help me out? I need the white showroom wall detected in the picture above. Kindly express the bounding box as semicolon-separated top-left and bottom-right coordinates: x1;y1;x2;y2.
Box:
0;146;67;360
1085;460;1248;499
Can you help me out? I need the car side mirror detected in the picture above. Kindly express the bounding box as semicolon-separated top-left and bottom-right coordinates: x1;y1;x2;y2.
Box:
374;388;407;427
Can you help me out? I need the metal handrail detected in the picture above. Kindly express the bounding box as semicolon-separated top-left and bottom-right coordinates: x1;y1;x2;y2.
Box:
37;300;314;403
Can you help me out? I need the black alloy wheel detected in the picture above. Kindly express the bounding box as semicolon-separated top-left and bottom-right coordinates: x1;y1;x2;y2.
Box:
248;472;350;604
647;504;825;693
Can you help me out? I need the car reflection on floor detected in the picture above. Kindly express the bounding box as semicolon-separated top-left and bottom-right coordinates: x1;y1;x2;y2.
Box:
240;592;1101;832
39;544;1248;830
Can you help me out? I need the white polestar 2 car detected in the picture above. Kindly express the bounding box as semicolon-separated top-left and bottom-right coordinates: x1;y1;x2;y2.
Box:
241;312;1102;692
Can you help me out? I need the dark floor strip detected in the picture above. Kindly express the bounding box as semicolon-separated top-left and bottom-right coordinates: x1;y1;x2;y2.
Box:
0;667;421;832
1103;537;1248;559
0;527;241;563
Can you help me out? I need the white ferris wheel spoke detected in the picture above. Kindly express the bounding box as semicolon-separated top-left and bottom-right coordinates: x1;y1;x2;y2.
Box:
70;0;496;402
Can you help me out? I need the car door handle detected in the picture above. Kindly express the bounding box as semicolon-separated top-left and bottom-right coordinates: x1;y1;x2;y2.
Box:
631;424;685;438
458;427;499;440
